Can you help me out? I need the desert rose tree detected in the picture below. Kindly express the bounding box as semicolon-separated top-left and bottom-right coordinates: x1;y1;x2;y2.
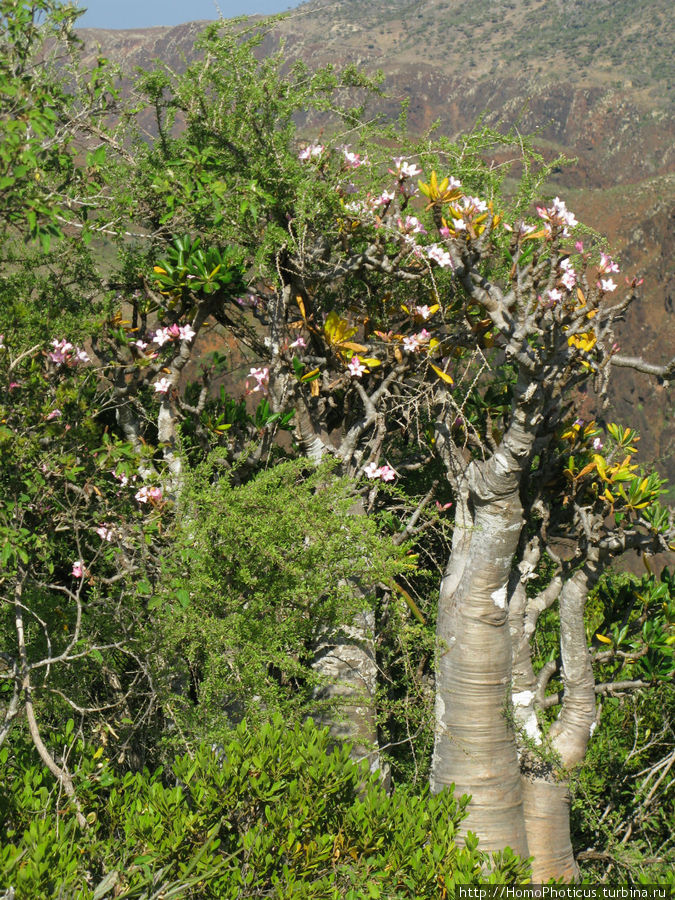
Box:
102;22;675;879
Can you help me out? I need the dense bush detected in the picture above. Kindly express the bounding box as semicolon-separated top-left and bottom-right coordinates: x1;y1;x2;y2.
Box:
0;716;529;899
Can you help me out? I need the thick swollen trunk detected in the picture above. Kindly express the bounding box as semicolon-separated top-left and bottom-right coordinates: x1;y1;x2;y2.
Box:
312;607;381;772
294;403;382;770
431;489;529;857
521;777;577;881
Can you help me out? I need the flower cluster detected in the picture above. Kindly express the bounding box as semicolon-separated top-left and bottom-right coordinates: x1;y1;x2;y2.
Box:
363;462;396;481
402;329;431;353
48;339;90;366
135;485;163;504
426;244;454;268
559;258;577;291
536;196;578;234
151;323;196;347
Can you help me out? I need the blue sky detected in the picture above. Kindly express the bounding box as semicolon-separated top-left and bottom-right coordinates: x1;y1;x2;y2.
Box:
74;0;306;29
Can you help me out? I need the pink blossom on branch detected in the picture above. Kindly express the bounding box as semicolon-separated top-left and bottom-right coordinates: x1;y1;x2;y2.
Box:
390;157;421;179
247;366;270;393
363;462;397;481
72;560;85;578
427;244;454;268
598;278;618;293
598;252;619;275
298;142;324;161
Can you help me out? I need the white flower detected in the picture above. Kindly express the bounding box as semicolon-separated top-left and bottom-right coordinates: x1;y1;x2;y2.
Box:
154;377;172;394
599;278;617;293
179;324;196;342
348;356;368;378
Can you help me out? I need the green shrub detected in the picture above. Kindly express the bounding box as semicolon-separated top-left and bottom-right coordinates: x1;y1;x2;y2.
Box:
0;716;529;898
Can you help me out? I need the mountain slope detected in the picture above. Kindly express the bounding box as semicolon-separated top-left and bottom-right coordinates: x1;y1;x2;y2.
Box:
76;0;674;482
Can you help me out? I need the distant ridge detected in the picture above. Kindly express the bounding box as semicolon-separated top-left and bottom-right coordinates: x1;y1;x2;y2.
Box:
77;0;675;483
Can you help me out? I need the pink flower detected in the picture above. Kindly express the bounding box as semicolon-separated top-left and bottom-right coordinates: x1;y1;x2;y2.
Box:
72;560;85;578
46;409;62;420
461;196;487;215
290;336;307;350
74;347;90;363
436;500;452;512
599;253;619;275
135;340;148;350
152;328;171;347
342;147;366;168
403;334;420;353
154;377;172;394
592;437;604;451
560;269;576;291
374;190;394;207
439;225;451;238
598;278;617;293
427;244;453;268
546;288;563;305
363;462;396;481
417;329;431;342
390;157;421;179
298;142;324;161
48;338;73;365
415;305;432;319
575;240;585;253
378;464;396;482
179;324;196;342
348;356;368;378
247;366;269;393
135;485;161;504
96;525;114;542
452;218;467;232
398;215;426;235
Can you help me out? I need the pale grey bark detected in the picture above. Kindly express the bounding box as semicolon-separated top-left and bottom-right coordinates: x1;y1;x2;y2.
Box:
522;777;578;881
431;486;529;857
312;607;381;772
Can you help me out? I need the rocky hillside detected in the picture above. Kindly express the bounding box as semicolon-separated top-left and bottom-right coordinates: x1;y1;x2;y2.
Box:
77;0;674;483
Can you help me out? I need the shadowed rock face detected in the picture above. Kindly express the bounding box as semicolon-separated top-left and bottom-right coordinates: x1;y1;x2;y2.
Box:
77;0;674;485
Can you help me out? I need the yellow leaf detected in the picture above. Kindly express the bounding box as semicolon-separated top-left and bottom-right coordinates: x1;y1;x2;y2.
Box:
300;368;320;382
359;358;382;367
576;287;586;306
153;266;167;274
339;341;369;353
430;364;454;385
296;295;307;322
310;378;320;397
595;633;612;644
